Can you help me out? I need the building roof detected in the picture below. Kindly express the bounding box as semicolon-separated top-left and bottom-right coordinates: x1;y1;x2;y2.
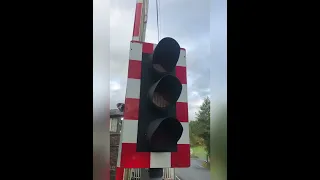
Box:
110;109;123;117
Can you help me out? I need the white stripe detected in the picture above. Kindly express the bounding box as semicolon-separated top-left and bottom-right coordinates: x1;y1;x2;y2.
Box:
136;0;143;3
150;152;171;168
116;142;122;167
125;78;141;99
121;120;138;143
177;49;186;67
132;36;139;41
178;122;190;144
177;84;188;102
130;41;142;61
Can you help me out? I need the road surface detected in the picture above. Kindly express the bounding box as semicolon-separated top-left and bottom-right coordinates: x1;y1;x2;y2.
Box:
175;159;210;180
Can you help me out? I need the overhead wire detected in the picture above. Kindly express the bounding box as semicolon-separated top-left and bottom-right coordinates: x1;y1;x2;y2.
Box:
158;0;161;41
156;0;161;42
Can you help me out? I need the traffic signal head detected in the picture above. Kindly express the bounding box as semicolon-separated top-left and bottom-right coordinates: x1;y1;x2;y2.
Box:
146;117;183;152
117;39;190;168
137;37;184;152
148;75;182;110
152;37;181;74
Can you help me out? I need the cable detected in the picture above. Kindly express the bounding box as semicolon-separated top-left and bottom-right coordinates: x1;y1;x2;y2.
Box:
158;0;161;41
156;0;160;42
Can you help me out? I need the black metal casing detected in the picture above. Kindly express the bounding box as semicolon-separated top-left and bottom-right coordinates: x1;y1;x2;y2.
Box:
136;37;184;152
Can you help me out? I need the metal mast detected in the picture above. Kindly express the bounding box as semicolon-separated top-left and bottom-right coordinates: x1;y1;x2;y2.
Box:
132;0;149;42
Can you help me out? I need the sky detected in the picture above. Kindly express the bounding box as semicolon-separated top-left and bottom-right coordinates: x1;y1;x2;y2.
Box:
94;0;227;120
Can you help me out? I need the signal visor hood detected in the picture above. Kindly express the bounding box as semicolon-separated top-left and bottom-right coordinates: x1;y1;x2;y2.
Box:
146;117;183;152
148;75;182;109
152;37;181;74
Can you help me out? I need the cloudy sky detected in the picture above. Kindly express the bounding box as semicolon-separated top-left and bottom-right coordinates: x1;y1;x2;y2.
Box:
94;0;227;120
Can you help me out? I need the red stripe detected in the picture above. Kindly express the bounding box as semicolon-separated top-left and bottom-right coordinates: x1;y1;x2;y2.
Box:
132;3;143;37
171;144;191;167
176;102;189;122
131;40;142;43
115;167;124;180
142;42;154;53
124;98;140;120
180;48;186;51
121;143;151;168
176;66;187;84
128;60;142;79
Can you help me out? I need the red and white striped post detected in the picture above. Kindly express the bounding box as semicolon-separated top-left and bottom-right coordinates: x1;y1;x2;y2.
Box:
115;0;148;180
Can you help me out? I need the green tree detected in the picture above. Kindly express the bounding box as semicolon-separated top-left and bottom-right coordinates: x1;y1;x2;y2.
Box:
189;121;204;147
194;96;210;161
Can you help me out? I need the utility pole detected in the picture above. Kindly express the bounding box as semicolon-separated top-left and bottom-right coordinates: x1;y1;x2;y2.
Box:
140;0;148;42
132;0;149;42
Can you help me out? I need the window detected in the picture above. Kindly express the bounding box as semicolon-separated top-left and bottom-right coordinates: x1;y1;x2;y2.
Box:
110;118;118;132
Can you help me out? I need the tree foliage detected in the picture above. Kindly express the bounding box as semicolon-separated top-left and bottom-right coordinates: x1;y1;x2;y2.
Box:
189;121;204;146
189;96;210;159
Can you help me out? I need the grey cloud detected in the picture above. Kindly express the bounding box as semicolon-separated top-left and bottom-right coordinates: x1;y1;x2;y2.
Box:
111;0;136;11
110;48;129;77
110;78;127;108
185;38;211;108
147;0;210;39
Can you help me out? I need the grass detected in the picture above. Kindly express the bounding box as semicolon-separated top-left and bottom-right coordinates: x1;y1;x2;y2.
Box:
191;146;207;160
